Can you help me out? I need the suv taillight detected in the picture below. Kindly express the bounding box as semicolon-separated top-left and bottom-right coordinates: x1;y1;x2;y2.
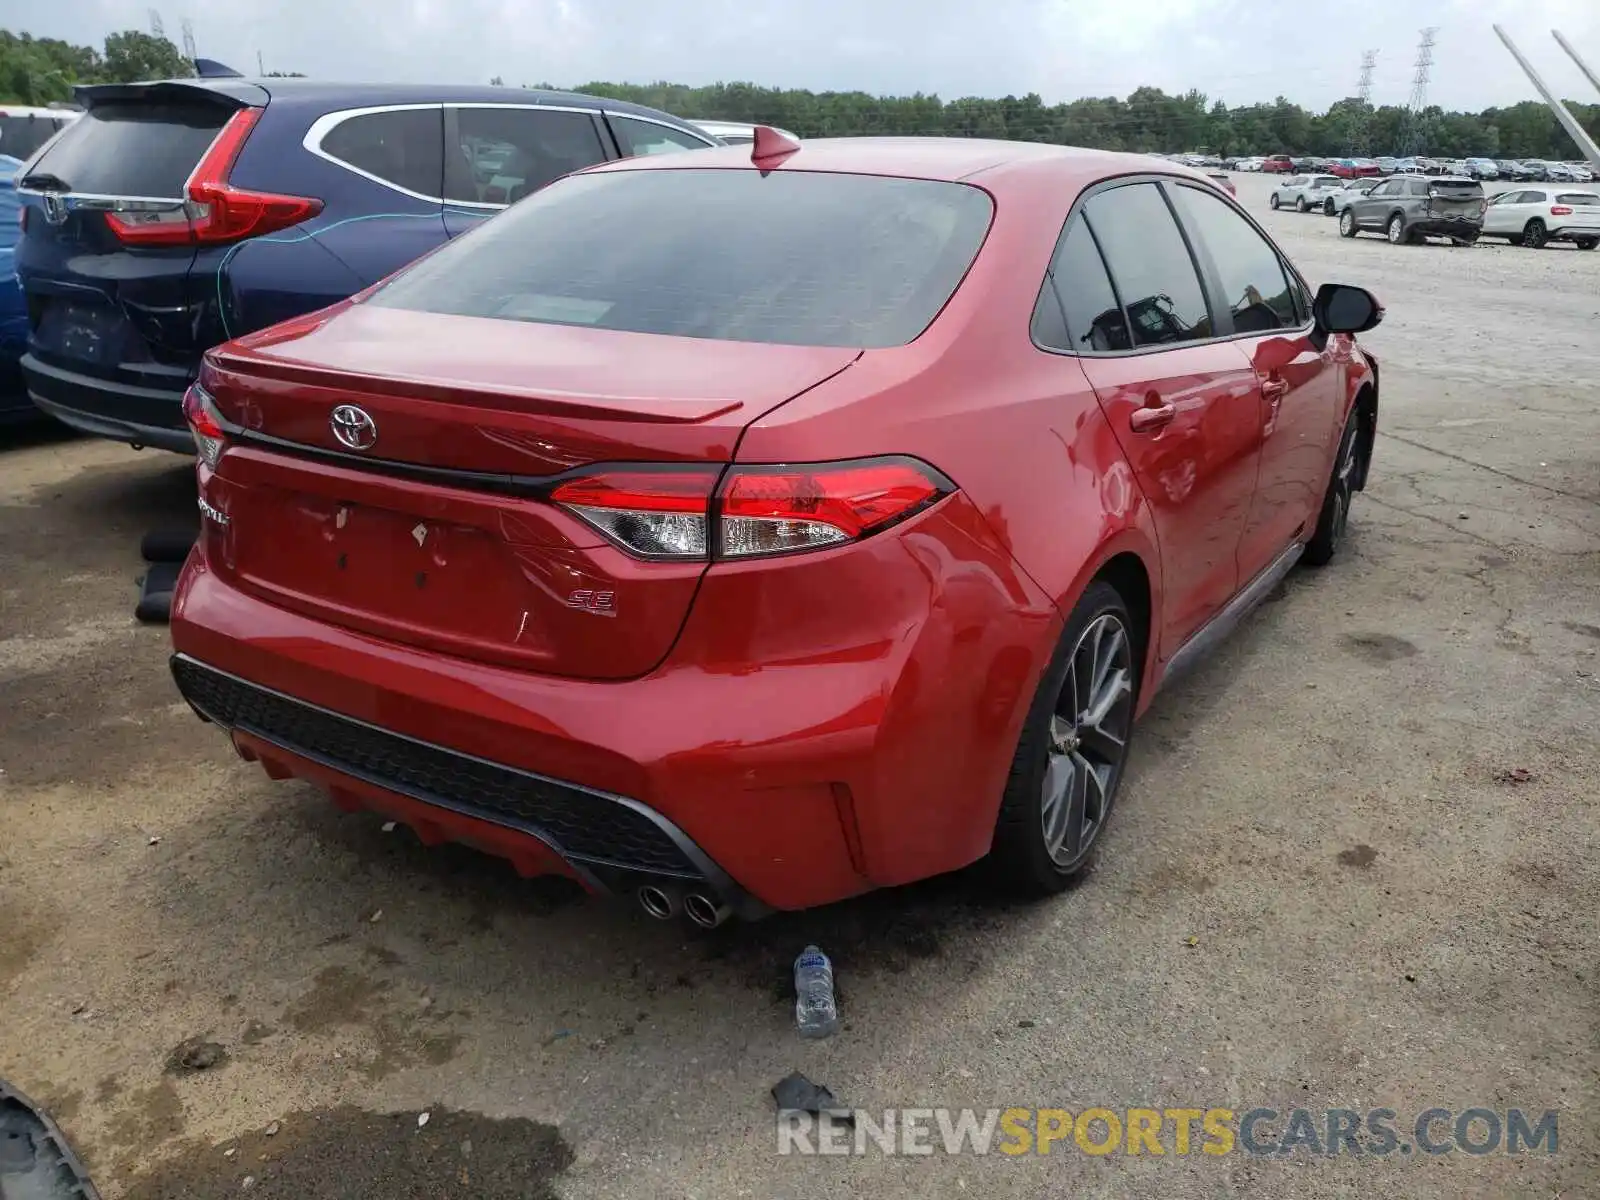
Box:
182;383;227;468
106;108;322;246
1550;205;1574;216
550;457;955;561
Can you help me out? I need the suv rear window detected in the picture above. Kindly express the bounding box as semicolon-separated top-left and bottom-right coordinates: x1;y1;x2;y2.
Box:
23;100;228;196
1428;180;1484;197
1556;192;1599;206
372;169;995;348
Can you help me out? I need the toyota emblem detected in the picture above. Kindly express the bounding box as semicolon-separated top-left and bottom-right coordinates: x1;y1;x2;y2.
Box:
330;404;378;451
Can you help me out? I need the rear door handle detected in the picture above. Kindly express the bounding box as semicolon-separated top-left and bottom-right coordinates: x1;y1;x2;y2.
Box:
1129;401;1177;432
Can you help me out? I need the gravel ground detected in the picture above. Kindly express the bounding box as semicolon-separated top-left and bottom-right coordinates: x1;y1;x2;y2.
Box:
1;169;1597;1199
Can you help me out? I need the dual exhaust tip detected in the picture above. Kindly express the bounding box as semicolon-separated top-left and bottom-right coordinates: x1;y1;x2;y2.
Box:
637;884;730;928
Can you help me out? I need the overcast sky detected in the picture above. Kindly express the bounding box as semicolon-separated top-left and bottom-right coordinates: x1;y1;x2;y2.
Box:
8;0;1600;112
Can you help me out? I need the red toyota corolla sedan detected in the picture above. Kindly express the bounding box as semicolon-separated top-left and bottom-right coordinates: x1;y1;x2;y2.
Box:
169;133;1382;926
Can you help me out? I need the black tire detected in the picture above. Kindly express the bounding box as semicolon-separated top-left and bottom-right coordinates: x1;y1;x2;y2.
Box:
1324;197;1336;216
1303;404;1363;567
1269;193;1281;210
1523;220;1547;248
1576;237;1598;251
1387;214;1409;245
989;580;1140;894
1339;209;1358;238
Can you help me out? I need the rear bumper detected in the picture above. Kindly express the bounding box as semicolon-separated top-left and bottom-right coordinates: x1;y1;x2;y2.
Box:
1410;218;1481;238
1546;224;1600;241
21;354;195;452
168;494;1061;913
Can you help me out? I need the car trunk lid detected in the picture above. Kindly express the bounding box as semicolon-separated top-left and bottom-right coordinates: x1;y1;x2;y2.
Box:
1424;179;1485;222
16;82;265;393
201;306;861;679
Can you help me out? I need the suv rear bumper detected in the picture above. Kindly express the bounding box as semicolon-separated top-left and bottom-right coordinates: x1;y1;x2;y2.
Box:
1410;218;1482;239
22;354;195;453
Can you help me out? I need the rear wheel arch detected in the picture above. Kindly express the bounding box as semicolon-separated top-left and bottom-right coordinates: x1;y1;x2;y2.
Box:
1093;552;1152;682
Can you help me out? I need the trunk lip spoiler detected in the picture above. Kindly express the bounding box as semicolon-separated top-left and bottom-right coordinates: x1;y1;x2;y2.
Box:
71;78;268;110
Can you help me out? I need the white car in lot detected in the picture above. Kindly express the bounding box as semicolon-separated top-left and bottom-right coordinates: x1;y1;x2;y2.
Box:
1480;188;1600;249
1269;174;1343;212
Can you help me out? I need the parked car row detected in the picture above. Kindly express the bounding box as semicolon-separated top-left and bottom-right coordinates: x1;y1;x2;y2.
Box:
1231;152;1594;183
1271;170;1600;250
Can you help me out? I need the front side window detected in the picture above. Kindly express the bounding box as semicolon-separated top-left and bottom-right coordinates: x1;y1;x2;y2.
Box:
320;108;444;199
1171;186;1297;334
609;116;713;157
374;168;994;349
447;107;608;205
1081;183;1211;348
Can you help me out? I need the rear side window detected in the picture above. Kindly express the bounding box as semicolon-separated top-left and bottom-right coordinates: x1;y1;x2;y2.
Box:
447;108;607;205
24;101;226;196
1034;217;1130;352
1170;186;1298;333
373;168;994;349
609;116;712;157
320;107;443;199
1081;183;1211;348
0;114;70;161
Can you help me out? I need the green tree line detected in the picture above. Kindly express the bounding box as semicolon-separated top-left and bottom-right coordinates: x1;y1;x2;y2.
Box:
0;29;192;103
4;25;1595;161
577;80;1600;161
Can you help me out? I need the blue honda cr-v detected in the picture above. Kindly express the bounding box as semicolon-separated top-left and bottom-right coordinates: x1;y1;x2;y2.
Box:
13;78;719;451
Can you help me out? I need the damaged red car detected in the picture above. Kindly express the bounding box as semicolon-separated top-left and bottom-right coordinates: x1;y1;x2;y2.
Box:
170;133;1382;925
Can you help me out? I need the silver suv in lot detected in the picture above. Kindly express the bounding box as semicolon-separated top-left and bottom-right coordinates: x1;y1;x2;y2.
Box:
1338;176;1486;245
1269;174;1342;212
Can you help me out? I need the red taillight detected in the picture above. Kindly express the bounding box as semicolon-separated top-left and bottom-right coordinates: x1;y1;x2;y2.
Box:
107;108;322;246
550;468;719;559
551;457;954;561
719;460;951;557
1551;205;1574;216
182;383;228;469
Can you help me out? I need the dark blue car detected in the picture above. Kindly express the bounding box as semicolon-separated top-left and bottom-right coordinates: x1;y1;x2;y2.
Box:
0;153;31;426
13;79;719;451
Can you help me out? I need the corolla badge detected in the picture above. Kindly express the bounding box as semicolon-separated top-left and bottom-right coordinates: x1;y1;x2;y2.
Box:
330;404;378;451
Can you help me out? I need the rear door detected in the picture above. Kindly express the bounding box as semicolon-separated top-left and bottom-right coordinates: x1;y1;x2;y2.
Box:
1063;181;1264;653
442;105;613;238
15;83;260;396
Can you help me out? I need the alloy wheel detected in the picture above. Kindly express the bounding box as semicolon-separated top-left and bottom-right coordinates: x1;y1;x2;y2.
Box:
1340;210;1355;237
1328;422;1360;548
1388;216;1405;244
1040;613;1134;868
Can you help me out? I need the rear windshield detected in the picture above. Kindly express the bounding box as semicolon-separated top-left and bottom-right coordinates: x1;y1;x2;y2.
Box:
1557;192;1600;206
1312;176;1340;187
24;100;228;196
1428;180;1484;197
0;114;72;161
372;169;995;348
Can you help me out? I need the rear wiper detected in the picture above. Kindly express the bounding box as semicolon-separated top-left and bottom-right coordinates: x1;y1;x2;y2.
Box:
19;171;70;191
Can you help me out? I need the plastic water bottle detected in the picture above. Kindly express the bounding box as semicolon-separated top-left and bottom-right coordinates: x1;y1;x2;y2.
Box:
794;945;838;1038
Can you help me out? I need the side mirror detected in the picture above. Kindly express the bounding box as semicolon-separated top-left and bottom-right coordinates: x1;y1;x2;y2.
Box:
1313;283;1383;336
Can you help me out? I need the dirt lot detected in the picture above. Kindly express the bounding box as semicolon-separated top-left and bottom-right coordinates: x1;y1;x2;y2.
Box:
2;169;1597;1199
